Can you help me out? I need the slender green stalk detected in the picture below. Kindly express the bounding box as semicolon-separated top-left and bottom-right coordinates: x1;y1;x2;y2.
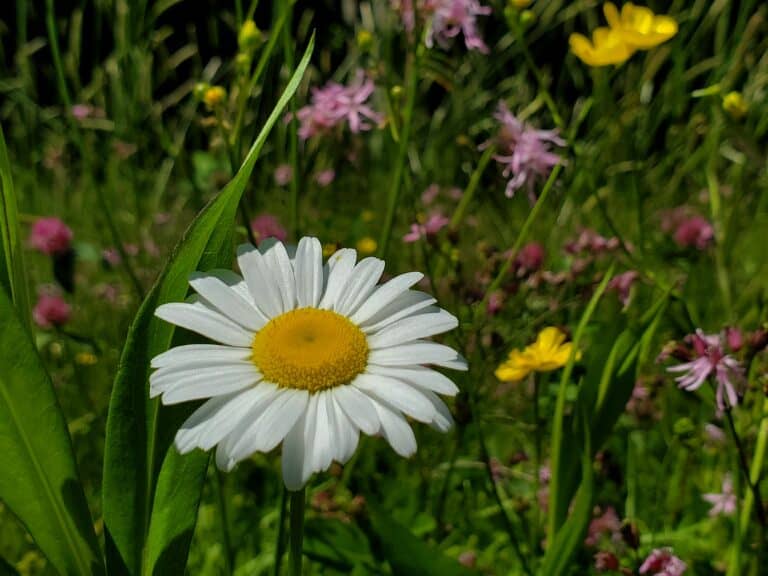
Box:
450;145;495;229
45;0;73;114
705;125;733;319
739;397;768;535
273;488;288;576
377;41;422;259
280;3;300;238
213;469;234;575
546;264;614;544
289;488;306;576
477;163;562;318
723;406;766;527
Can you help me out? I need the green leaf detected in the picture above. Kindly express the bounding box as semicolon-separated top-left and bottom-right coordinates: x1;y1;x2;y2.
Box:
304;517;373;571
101;35;315;576
0;287;103;576
0;123;30;328
538;408;594;576
365;504;475;576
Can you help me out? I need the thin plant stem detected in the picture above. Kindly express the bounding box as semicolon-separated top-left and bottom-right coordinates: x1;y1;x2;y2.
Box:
273;487;288;576
724;406;767;527
378;40;423;259
705;125;733;319
433;426;462;533
739;397;768;534
45;0;72;114
289;488;306;576
280;3;300;239
213;468;234;575
450;145;496;229
476;163;562;319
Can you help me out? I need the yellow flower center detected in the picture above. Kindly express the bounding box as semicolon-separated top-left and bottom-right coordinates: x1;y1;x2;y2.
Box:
251;308;369;392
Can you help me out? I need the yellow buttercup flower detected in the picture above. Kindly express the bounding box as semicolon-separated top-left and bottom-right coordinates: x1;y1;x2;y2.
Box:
495;327;577;382
569;27;635;67
603;2;677;50
203;86;227;109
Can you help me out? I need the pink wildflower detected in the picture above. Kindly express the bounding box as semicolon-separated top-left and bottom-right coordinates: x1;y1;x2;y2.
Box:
486;291;504;315
491;102;565;200
314;169;336;187
426;0;492;53
565;228;620;255
585;506;622;547
667;330;743;412
273;164;293;186
29;217;73;255
33;293;71;328
515;242;545;274
608;270;639;307
102;248;122;267
402;213;450;243
250;213;287;242
457;550;477;568
296;71;383;140
702;475;736;517
639;548;687;576
673;215;714;250
421;183;440;205
725;327;743;352
594;551;620;572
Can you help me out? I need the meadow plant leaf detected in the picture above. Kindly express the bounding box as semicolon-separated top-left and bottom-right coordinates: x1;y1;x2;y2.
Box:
0;287;103;576
365;504;475;575
0;124;30;328
101;35;314;576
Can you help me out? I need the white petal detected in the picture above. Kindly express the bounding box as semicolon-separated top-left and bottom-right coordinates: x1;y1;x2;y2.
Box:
422;390;454;432
368;341;461;366
366;365;459;396
335;257;386;316
367;310;458;349
237;243;284;318
433;354;469;371
282;411;308;491
229;389;309;459
301;394;320;478
155;302;253;346
360;291;437;333
215;383;282;470
175;385;275;453
354;373;436;423
152;363;261;404
151;344;251;369
371;399;417;457
319;249;357;310
294;237;323;308
350;272;423;325
189;271;267;330
310;392;334;473
215;442;236;472
330;392;360;463
151;357;255;394
260;239;296;312
332;384;381;435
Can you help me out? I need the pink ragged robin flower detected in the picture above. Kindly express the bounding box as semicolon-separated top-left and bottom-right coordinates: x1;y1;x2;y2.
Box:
608;270;639;307
666;330;744;412
426;0;492;53
702;475;736;517
490;102;565;201
402;213;450;243
33;293;71;328
639;548;687;575
29;217;73;255
296;70;383;140
273;164;293;186
673;215;714;250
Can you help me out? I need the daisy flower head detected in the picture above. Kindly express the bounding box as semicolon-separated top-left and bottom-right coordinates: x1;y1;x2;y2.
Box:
151;237;465;491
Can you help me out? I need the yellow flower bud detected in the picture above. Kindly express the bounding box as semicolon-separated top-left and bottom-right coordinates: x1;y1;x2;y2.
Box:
235;52;251;75
238;20;262;53
361;210;375;223
722;91;747;120
193;82;210;101
357;30;373;51
75;352;98;366
203;86;227;109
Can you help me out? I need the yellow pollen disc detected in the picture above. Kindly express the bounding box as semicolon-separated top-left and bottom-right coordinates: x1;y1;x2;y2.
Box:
251;307;369;392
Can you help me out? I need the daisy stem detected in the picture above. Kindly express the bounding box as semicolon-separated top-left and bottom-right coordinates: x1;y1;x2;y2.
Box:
288;488;306;576
213;468;234;575
273;488;288;576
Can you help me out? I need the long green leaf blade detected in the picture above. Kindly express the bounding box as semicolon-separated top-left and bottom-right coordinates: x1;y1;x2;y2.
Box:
0;124;30;328
101;35;314;576
0;287;103;576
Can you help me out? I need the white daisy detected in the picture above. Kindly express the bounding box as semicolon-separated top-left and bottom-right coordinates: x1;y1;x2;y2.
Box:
151;236;466;490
